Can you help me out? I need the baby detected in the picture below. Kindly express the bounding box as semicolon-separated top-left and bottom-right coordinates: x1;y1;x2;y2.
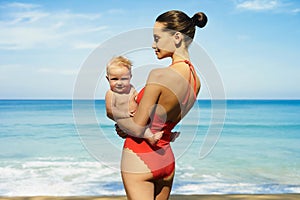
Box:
105;56;137;120
105;56;162;145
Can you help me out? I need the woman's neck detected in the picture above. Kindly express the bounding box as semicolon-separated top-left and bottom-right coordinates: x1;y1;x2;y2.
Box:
172;49;190;63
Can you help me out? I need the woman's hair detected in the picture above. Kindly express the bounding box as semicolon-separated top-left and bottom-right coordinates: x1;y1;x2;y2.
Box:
156;10;208;46
106;56;132;75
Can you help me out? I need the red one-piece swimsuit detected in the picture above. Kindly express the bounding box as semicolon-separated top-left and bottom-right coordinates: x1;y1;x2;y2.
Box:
123;60;197;179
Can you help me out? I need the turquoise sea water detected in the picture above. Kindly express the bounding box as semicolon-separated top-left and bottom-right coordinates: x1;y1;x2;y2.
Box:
0;100;299;196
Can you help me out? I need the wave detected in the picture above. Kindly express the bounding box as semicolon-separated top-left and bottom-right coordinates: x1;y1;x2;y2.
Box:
172;181;300;194
1;157;299;196
223;123;300;129
0;157;122;196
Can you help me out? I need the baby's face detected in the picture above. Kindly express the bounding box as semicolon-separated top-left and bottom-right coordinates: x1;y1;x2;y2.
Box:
107;66;132;94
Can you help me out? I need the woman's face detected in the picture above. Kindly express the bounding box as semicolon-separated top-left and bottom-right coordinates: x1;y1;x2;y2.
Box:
152;22;176;59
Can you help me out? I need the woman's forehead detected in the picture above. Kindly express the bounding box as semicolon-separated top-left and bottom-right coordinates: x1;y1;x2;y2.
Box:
154;21;165;28
153;22;165;33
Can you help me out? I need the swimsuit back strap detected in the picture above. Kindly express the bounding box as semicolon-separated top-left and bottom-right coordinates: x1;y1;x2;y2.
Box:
171;60;197;104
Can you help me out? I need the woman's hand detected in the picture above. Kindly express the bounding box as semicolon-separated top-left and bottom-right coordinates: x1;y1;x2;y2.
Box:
144;128;163;146
115;124;127;139
129;110;136;117
129;92;138;117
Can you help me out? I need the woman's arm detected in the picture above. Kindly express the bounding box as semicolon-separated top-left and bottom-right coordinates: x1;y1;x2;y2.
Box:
116;70;162;138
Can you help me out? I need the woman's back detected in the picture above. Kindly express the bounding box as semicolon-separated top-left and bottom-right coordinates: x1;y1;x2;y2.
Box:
147;60;200;124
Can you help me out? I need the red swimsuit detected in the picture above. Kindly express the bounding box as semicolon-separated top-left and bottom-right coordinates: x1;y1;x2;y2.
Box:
123;60;197;179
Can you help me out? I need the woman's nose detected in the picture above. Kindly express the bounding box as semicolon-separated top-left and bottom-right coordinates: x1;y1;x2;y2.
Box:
152;42;156;49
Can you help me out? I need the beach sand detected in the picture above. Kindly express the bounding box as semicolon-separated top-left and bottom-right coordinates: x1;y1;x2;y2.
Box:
0;194;299;200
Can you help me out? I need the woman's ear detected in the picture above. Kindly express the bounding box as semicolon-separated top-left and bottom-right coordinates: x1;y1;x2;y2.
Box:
173;32;183;47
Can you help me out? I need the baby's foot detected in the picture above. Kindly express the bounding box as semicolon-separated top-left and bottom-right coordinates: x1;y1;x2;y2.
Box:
170;131;180;142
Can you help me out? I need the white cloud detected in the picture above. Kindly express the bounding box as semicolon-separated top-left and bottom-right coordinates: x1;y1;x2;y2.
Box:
235;0;300;14
55;11;102;20
107;9;126;14
62;26;107;36
0;64;78;76
73;42;99;49
0;2;106;50
292;8;300;13
0;2;40;10
38;68;79;76
0;64;77;99
0;26;60;50
236;0;279;10
8;10;49;24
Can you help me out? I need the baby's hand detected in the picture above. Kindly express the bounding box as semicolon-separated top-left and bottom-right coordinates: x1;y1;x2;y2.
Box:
144;128;163;146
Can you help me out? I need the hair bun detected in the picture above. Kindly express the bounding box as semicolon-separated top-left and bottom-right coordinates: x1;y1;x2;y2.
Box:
192;12;208;28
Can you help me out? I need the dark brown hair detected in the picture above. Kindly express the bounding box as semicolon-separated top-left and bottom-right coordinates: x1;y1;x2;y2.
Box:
156;10;208;46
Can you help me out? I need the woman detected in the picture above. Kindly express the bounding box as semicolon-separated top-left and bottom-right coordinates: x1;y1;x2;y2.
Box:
116;10;207;200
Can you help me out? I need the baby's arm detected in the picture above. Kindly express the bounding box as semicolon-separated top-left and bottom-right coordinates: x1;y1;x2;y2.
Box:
105;90;114;120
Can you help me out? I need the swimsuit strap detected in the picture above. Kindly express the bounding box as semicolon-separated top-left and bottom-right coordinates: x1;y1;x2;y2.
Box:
171;60;197;104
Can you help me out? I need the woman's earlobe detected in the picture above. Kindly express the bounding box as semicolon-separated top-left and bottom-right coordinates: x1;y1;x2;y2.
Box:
174;32;183;46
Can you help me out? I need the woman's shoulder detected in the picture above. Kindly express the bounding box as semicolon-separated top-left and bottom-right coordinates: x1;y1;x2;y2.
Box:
148;68;164;78
148;67;175;78
147;67;181;85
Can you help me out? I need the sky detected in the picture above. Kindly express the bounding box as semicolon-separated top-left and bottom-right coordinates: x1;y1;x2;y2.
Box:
0;0;299;99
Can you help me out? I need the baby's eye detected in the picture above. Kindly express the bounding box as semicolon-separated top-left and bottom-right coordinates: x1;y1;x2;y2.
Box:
121;78;129;80
110;78;118;80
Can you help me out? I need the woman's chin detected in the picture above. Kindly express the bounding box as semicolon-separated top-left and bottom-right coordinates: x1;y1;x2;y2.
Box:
156;54;165;60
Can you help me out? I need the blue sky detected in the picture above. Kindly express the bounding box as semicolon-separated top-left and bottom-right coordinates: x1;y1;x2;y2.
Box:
0;0;299;99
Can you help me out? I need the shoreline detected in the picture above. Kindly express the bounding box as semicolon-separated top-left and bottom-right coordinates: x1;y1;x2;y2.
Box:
0;194;299;200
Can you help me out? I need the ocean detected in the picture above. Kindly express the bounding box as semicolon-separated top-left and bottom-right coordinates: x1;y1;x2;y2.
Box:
0;100;299;196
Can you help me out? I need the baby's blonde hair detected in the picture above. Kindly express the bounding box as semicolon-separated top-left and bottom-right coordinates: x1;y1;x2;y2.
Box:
106;56;132;75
